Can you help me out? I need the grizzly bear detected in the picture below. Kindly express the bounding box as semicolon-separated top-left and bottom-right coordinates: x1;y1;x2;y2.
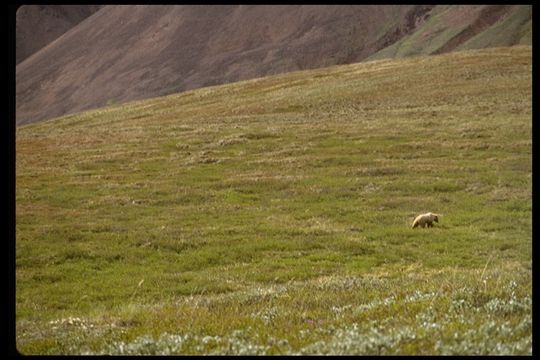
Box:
412;212;439;228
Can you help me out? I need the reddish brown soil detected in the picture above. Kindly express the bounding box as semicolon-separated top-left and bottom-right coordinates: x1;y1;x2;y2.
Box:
16;5;102;64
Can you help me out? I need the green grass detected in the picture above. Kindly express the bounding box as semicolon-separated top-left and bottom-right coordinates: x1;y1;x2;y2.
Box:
16;46;531;354
457;5;532;51
367;5;532;61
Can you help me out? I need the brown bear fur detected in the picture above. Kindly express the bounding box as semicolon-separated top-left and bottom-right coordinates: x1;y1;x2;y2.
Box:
412;212;439;228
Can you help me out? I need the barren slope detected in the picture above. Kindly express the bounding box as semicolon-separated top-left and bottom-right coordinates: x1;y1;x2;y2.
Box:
16;5;103;64
16;5;530;126
14;5;431;126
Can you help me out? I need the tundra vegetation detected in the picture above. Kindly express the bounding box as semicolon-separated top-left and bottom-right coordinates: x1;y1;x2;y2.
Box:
15;46;531;355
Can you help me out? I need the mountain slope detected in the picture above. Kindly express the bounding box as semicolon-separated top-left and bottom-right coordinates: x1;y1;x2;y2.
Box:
15;5;426;126
15;5;531;126
15;5;103;64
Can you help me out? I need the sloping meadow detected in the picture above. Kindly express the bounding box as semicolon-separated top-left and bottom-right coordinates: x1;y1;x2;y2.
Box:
15;46;531;354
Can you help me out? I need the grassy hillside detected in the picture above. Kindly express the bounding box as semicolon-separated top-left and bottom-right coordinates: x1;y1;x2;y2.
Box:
366;6;532;61
15;46;532;355
456;6;532;51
